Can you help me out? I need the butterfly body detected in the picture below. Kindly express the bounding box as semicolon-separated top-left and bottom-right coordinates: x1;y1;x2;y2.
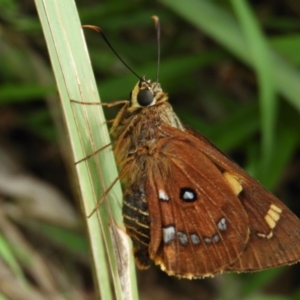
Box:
109;78;300;279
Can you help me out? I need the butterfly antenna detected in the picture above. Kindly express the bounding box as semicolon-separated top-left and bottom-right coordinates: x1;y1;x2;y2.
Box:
83;25;145;83
151;16;161;83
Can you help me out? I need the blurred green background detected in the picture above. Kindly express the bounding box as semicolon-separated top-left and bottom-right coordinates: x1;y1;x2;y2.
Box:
0;0;300;299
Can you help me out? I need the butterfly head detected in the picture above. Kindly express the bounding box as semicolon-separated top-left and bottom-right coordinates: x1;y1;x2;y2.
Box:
130;77;168;108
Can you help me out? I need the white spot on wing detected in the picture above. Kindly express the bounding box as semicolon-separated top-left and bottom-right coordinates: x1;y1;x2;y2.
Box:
191;234;200;245
159;189;169;201
163;226;175;244
217;218;227;231
177;231;188;245
212;234;220;243
204;237;212;244
183;191;194;200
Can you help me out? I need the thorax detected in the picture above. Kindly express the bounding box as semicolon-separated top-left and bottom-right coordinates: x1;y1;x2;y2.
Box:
111;101;183;178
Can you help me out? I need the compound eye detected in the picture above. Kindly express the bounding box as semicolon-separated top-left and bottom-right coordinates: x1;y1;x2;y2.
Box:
137;89;154;106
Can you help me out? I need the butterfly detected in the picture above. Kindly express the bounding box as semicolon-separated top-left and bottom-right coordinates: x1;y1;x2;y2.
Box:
110;77;300;279
81;19;300;279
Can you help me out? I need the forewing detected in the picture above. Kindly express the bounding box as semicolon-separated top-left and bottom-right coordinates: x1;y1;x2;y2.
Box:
146;134;249;278
182;125;300;271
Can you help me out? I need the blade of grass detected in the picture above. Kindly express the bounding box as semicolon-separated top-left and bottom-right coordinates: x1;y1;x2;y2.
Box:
34;1;138;299
0;233;26;285
230;0;277;177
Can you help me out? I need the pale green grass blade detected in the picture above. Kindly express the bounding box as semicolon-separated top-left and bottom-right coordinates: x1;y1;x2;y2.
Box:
34;1;138;299
230;0;277;174
0;233;25;285
0;294;8;300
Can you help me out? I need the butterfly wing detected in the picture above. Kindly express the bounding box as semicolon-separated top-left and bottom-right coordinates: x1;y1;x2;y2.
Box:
143;131;250;278
181;125;300;272
122;122;300;278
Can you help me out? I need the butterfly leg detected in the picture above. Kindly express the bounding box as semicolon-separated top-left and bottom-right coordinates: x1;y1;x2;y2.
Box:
110;101;131;135
75;142;114;164
70;99;129;108
87;175;121;218
72;100;129;161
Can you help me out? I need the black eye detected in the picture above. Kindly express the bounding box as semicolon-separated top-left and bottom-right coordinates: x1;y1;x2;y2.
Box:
137;89;154;106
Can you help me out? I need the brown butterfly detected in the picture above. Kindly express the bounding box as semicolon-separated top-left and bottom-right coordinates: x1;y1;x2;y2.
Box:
82;19;300;279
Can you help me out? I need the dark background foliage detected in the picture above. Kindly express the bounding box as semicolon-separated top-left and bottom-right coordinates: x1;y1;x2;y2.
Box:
0;0;300;299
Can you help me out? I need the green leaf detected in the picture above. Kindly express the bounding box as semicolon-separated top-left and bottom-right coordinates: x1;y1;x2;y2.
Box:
34;1;139;299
